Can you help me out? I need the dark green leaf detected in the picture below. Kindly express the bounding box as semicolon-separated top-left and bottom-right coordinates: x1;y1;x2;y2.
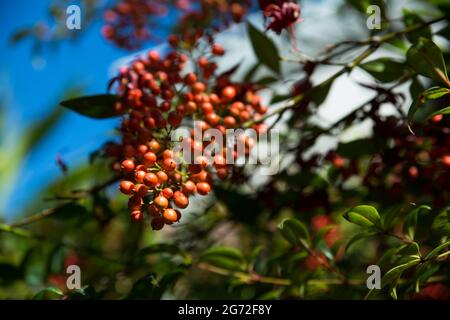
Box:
200;247;244;270
336;138;380;158
403;205;431;240
431;209;450;236
343;205;381;228
32;287;64;300
422;87;450;100
278;218;310;246
60;94;120;119
425;240;450;260
247;22;280;74
359;58;406;82
402;10;432;44
406;38;449;84
345;230;377;253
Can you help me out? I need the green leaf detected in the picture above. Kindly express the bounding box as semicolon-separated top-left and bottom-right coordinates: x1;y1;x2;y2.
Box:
308;81;332;106
406;38;449;84
425;240;450;260
437;24;450;41
422;86;450;100
247;22;280;74
60;94;120;119
256;76;279;86
359;58;406;82
365;258;420;300
382;205;403;230
243;63;260;82
32;287;64;300
402;10;432;44
53;203;88;220
278;218;310;246
336;138;379;158
431;209;450;236
403;205;431;240
345;230;377;253
343;205;382;228
200;247;244;270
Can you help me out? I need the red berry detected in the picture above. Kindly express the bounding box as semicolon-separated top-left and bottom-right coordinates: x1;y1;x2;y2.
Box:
148;139;160;152
147;204;160;217
151;217;165;230
174;193;189;209
135;170;146;183
128;195;142;211
162;158;177;171
131;210;143;222
182;180;196;195
134;184;149;197
121;159;135;173
163;208;179;223
222;86;236;101
143;172;158;187
143;152;157;166
120;180;135;195
212;44;225;56
156;171;169;183
442;155;450;167
196;182;211;195
154;195;169;209
161;187;174;199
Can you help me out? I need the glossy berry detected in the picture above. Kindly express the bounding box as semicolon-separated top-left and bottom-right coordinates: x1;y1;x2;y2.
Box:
121;159;135;173
174;193;189;209
196;182;211;195
120;180;135;195
163;208;179;223
143;172;158;187
154;195;169;209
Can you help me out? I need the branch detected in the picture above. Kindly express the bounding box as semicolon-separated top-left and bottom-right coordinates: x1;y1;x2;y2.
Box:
7;176;120;228
249;15;447;128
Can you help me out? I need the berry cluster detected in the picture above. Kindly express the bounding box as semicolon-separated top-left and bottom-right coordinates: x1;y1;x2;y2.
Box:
102;0;251;50
326;115;450;207
102;0;168;50
106;41;268;229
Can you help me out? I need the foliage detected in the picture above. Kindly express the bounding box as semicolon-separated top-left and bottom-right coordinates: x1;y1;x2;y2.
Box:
1;0;450;300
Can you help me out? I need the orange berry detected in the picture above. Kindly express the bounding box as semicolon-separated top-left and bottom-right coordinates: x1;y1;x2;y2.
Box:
120;180;135;195
222;86;236;101
156;171;169;184
174;193;189;209
121;159;135;173
135;170;146;183
143;172;158;187
196;182;211;195
182;180;196;195
143;152;157;166
212;44;225;56
147;204;161;217
154;195;169;209
161;187;174;199
162;158;177;171
163;208;179;223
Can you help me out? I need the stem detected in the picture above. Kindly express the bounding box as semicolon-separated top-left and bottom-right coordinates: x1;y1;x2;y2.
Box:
436;250;450;260
197;262;365;286
0;223;121;264
198;262;291;286
7;176;119;228
251;15;447;127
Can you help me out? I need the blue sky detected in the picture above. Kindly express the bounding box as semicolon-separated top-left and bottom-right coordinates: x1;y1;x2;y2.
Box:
0;1;141;219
